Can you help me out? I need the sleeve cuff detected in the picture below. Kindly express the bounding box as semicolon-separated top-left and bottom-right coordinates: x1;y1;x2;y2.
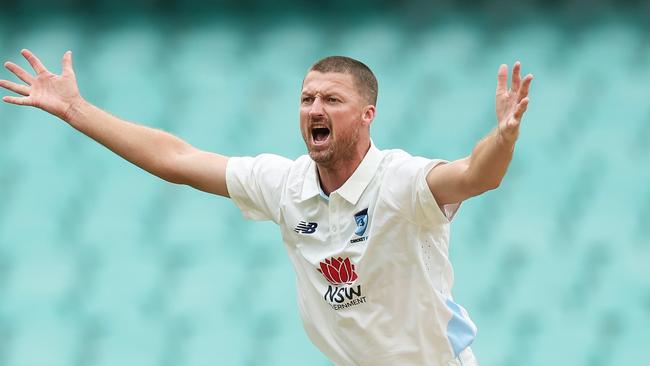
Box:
419;159;461;225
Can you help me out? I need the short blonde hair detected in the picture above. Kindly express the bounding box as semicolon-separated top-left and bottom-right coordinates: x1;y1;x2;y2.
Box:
310;56;378;106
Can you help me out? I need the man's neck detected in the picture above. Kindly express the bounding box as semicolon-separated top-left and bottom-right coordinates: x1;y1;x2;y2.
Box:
317;142;371;196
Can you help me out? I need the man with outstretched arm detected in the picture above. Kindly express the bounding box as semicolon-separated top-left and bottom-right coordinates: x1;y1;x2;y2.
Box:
1;49;532;366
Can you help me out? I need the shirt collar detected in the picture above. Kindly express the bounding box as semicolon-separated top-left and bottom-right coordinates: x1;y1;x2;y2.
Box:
300;141;383;205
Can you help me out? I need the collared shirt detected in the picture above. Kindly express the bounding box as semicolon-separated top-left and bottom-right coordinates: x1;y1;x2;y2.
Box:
226;143;477;366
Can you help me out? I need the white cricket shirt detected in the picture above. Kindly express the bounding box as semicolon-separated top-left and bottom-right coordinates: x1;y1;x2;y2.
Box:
226;143;477;366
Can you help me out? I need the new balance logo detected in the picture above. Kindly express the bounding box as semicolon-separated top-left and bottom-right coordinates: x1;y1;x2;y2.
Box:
294;221;318;234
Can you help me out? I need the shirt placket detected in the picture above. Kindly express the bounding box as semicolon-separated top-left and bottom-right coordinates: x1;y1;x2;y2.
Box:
328;194;340;245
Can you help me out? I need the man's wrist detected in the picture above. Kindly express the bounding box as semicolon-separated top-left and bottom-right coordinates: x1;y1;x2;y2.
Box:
62;97;89;124
495;126;517;151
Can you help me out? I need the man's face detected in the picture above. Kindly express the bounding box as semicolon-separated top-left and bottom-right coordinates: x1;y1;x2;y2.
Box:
300;71;369;166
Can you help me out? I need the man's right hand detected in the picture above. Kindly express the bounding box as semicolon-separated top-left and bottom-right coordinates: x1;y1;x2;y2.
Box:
1;49;83;121
0;49;230;197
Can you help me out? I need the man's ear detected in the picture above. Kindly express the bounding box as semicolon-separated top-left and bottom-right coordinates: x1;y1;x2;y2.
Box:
361;105;376;126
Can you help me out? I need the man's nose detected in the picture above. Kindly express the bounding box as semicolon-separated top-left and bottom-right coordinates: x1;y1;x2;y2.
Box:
309;97;325;118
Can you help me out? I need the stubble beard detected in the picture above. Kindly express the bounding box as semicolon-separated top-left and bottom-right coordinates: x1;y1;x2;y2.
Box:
308;145;334;165
307;125;360;169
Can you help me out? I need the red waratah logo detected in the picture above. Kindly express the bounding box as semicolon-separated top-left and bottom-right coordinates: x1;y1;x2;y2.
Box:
318;257;358;285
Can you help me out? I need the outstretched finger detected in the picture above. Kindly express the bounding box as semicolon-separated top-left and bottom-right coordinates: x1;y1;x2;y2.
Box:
0;79;30;96
21;49;48;75
496;64;508;96
4;62;34;85
511;61;521;92
2;95;32;106
518;74;534;102
61;50;74;75
513;97;530;121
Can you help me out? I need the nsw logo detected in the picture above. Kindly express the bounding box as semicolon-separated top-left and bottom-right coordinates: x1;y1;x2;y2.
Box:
294;221;318;234
317;256;366;310
354;208;369;236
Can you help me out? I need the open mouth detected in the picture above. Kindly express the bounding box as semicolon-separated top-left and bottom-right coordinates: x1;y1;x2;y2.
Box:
311;127;331;145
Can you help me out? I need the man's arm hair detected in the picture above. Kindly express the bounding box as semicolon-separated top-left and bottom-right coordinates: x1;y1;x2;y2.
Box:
427;62;533;207
0;49;229;197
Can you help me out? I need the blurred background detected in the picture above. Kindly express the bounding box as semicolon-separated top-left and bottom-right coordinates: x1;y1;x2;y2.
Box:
1;0;649;365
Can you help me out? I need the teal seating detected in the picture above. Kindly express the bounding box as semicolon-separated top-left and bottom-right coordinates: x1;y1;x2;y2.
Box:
0;13;648;366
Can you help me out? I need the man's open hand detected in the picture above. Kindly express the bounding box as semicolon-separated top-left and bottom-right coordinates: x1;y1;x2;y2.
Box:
495;61;533;144
0;49;82;121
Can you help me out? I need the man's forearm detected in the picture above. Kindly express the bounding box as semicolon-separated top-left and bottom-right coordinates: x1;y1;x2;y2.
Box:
465;128;515;193
65;99;194;183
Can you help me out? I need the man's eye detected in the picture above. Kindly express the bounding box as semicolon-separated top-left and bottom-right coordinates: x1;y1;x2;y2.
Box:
302;97;314;103
327;97;339;103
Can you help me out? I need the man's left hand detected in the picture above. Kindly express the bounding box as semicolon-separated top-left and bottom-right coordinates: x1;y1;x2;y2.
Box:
495;61;533;145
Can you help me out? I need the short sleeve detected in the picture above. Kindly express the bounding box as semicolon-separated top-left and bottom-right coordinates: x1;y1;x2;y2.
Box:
226;154;293;223
385;155;460;226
